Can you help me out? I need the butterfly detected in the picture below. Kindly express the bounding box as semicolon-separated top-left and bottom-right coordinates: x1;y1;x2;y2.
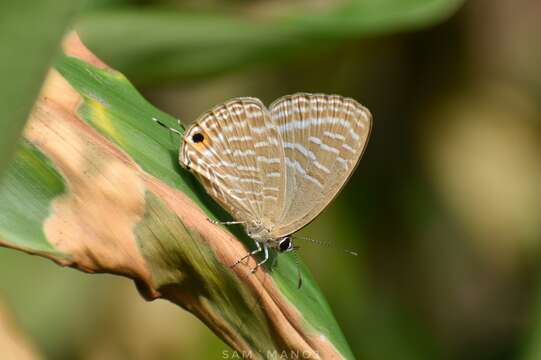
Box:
155;93;372;274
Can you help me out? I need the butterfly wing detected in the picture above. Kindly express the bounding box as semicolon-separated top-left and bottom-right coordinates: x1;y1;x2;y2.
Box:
269;93;372;237
180;98;287;224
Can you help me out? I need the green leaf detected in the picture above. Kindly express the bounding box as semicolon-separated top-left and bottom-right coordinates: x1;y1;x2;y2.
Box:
521;273;541;360
76;0;464;83
0;47;356;357
53;56;199;202
54;53;356;359
0;1;80;177
0;140;65;256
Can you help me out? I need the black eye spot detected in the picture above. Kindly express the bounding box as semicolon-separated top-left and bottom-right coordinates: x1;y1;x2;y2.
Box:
192;133;204;143
279;237;291;252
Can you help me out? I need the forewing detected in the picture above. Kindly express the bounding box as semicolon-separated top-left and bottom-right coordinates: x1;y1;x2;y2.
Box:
269;93;372;237
180;98;286;223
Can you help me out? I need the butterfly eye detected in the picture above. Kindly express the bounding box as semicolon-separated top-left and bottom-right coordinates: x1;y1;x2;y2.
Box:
278;237;292;252
192;133;205;143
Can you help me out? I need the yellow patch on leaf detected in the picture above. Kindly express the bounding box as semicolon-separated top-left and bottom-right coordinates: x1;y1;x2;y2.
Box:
87;98;124;147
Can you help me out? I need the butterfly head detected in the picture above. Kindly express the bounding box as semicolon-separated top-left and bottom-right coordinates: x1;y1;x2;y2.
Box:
277;236;294;253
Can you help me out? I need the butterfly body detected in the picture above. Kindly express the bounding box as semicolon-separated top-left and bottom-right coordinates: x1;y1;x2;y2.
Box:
178;93;372;269
244;219;274;241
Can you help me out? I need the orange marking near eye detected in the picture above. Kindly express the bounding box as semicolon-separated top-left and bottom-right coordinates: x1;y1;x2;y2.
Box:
192;142;208;151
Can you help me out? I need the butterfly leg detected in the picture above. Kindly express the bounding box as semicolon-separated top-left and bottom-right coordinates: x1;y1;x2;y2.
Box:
250;243;269;273
230;240;261;269
208;219;246;226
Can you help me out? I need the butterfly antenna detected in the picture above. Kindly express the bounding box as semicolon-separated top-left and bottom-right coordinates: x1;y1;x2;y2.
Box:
292;235;358;256
151;117;184;136
291;248;303;289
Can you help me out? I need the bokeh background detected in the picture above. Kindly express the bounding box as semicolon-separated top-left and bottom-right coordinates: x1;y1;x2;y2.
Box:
1;0;541;359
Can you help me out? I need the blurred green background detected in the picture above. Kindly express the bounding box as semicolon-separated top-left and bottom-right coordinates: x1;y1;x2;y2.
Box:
2;0;541;359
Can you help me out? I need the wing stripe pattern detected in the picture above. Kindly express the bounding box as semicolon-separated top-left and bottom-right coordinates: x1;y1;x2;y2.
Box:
269;93;371;237
180;98;286;223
